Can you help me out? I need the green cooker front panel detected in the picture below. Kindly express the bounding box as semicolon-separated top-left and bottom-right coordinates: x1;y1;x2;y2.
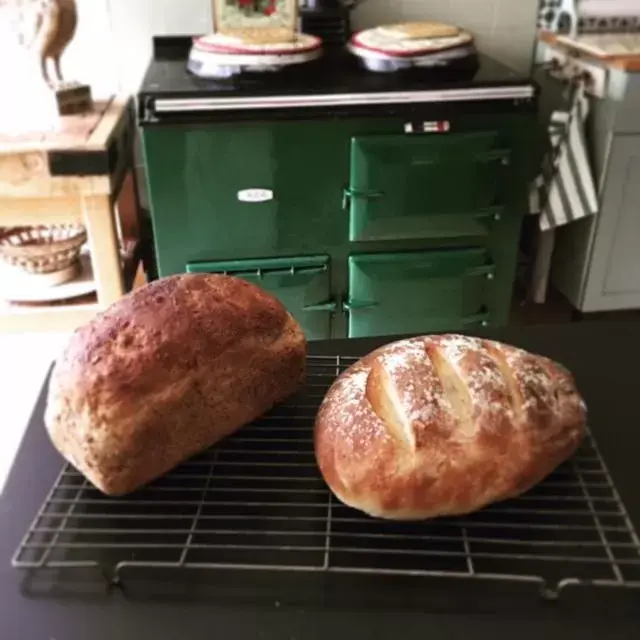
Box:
142;119;373;276
142;109;537;339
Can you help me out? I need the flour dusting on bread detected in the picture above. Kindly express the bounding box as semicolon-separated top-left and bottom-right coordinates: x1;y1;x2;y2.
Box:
314;334;587;520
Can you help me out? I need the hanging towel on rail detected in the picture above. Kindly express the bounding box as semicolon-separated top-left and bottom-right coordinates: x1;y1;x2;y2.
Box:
530;82;599;231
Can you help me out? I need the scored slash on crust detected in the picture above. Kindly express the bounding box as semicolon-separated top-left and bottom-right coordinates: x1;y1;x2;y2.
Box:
314;334;588;521
366;359;416;450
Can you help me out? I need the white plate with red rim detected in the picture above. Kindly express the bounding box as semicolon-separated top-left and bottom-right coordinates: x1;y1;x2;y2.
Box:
349;41;476;63
188;45;322;74
348;40;476;73
188;35;323;78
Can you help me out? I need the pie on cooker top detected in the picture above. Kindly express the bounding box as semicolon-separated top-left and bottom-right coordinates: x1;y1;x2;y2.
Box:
352;24;473;58
193;31;322;55
215;26;298;46
377;21;462;40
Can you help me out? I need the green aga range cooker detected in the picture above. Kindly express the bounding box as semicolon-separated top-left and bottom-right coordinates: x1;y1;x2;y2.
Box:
138;38;538;341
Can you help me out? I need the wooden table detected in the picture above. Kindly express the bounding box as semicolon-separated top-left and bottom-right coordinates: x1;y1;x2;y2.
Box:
539;30;640;72
0;95;143;333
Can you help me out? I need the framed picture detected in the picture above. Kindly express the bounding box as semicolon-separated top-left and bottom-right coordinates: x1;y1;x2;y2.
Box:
213;0;298;36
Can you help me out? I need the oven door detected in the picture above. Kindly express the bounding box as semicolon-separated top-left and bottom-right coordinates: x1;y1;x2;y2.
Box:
346;248;495;338
187;255;334;341
347;130;511;242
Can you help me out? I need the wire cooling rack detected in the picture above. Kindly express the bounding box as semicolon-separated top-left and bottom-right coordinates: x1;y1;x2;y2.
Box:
12;355;640;598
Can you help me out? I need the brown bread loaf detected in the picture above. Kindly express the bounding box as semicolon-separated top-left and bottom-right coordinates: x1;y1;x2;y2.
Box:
314;334;587;520
45;274;306;495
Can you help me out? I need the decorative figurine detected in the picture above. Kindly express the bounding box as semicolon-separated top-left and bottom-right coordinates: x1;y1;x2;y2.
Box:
0;0;92;115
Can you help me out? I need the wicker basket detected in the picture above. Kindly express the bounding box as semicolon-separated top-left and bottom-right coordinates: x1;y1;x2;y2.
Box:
0;225;88;275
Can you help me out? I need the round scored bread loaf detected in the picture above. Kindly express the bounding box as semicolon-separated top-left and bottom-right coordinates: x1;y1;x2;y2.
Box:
314;334;587;521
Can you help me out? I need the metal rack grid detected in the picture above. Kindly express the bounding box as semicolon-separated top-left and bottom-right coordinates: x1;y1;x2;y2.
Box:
13;355;640;598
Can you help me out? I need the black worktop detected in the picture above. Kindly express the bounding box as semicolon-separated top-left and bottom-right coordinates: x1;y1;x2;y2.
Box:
138;36;537;124
2;322;640;639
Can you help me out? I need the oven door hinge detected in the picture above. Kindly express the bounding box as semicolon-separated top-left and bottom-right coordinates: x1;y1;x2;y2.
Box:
303;300;338;313
342;187;384;210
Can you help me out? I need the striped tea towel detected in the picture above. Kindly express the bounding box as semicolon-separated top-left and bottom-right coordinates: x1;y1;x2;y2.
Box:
530;82;599;231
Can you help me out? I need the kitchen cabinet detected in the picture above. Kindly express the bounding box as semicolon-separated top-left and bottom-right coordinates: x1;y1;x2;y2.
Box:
536;53;640;313
553;134;640;312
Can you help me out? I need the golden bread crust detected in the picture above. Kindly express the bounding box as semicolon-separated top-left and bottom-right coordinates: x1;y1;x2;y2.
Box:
45;274;306;495
314;334;586;520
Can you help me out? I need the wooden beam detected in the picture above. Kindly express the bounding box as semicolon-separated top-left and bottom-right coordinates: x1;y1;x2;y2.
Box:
85;97;128;150
83;194;125;306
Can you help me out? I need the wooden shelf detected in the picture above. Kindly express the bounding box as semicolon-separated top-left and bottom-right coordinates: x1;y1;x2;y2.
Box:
0;98;132;200
539;30;640;71
0;94;145;334
0;238;142;333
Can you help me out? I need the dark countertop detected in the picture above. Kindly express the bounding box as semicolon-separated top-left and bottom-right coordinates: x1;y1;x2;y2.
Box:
2;322;640;640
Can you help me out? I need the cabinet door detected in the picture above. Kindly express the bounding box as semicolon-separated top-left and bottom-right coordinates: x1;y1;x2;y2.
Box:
347;249;495;338
581;135;640;311
187;255;334;341
347;131;510;242
576;135;640;312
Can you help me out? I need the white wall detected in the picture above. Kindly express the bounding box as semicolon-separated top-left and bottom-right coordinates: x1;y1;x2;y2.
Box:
64;0;540;98
107;0;213;96
59;0;211;98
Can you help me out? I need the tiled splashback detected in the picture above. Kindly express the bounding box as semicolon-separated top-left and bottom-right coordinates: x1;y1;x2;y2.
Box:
62;0;540;99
